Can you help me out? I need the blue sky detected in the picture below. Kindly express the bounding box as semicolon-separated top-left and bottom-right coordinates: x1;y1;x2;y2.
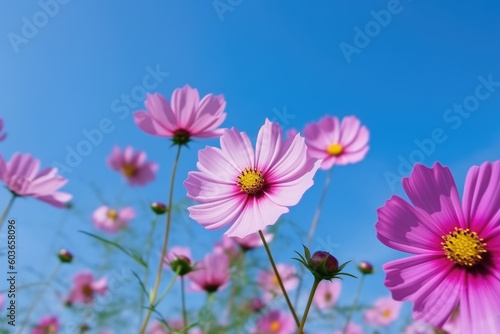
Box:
1;0;500;331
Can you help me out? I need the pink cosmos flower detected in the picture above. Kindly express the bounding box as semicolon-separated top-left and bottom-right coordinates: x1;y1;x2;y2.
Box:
107;146;158;186
232;229;274;251
164;246;193;266
333;323;364;334
304;115;369;170
133;85;226;142
91;206;135;233
67;270;107;305
403;322;434;334
188;252;230;293
364;296;402;326
185;119;320;238
252;310;295;334
214;235;240;260
0;153;71;208
32;315;59;334
258;263;299;299
313;280;341;309
376;161;500;333
0;118;7;142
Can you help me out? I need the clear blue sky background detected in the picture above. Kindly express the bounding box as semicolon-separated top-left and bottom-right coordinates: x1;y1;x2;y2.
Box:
1;0;500;332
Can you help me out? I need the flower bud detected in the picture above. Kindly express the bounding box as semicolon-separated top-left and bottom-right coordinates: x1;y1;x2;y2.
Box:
358;261;374;274
151;202;167;215
311;251;339;275
170;256;193;276
58;249;74;263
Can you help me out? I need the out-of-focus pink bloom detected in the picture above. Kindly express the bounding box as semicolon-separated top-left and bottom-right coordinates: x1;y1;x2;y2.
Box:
91;206;135;233
188;252;230;293
304;115;369;170
249;297;266;313
164;246;192;266
107;146;158;186
403;322;434;334
214;235;240;260
0;153;71;208
258;263;298;299
313;280;341;309
67;270;107;305
364;296;402;326
0;292;3;310
232;229;274;251
252;309;295;334
0;118;7;142
134;85;226;141
185;119;320;238
333;323;364;334
376;162;500;334
32;315;59;334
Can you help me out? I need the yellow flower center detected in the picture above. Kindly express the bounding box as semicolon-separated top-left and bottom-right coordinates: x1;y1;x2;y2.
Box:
107;209;118;219
238;168;265;195
442;227;487;267
47;324;57;334
270;320;281;332
382;309;392;318
122;164;137;177
327;143;344;156
272;274;280;286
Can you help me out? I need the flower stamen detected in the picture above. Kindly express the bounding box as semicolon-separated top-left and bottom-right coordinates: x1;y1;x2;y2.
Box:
442;227;487;267
238;168;265;195
122;164;137;177
107;209;118;220
327;143;344;156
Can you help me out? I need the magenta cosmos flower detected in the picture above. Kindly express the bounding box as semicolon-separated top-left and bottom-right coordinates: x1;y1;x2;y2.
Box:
107;146;158;186
32;315;59;334
313;280;341;309
258;263;299;299
91;206;135;233
252;310;295;334
364;296;402;326
0;153;71;207
185;119;320;238
67;270;107;305
376;161;500;333
133;85;227;144
304;115;369;170
188;252;230;293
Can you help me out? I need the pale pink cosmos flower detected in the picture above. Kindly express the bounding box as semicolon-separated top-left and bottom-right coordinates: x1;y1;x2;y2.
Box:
364;296;402;326
258;263;299;299
333;322;364;334
107;146;158;186
0;118;7;142
376;161;500;334
304;115;369;170
67;270;107;305
403;322;434;334
32;315;59;334
313;280;341;309
232;228;274;251
214;235;240;260
0;153;71;207
185;119;320;238
188;252;230;293
252;309;295;334
133;85;226;142
91;206;135;233
163;246;192;266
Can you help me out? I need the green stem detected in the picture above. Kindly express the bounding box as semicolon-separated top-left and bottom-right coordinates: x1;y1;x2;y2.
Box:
259;230;300;327
0;194;16;232
139;214;159;325
139;145;182;334
18;263;61;333
343;274;366;334
298;278;321;334
295;169;333;308
181;276;188;329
